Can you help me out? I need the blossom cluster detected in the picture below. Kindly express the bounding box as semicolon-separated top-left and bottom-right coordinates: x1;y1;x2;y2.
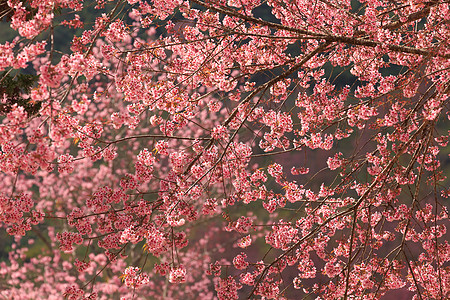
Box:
0;0;448;299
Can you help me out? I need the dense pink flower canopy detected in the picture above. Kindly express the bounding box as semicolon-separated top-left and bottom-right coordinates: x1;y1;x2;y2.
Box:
0;0;449;299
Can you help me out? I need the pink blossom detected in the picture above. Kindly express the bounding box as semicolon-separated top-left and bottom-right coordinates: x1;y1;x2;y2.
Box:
169;265;186;283
121;267;149;288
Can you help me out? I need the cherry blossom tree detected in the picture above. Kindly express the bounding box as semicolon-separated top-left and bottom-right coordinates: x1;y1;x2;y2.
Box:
0;0;449;299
